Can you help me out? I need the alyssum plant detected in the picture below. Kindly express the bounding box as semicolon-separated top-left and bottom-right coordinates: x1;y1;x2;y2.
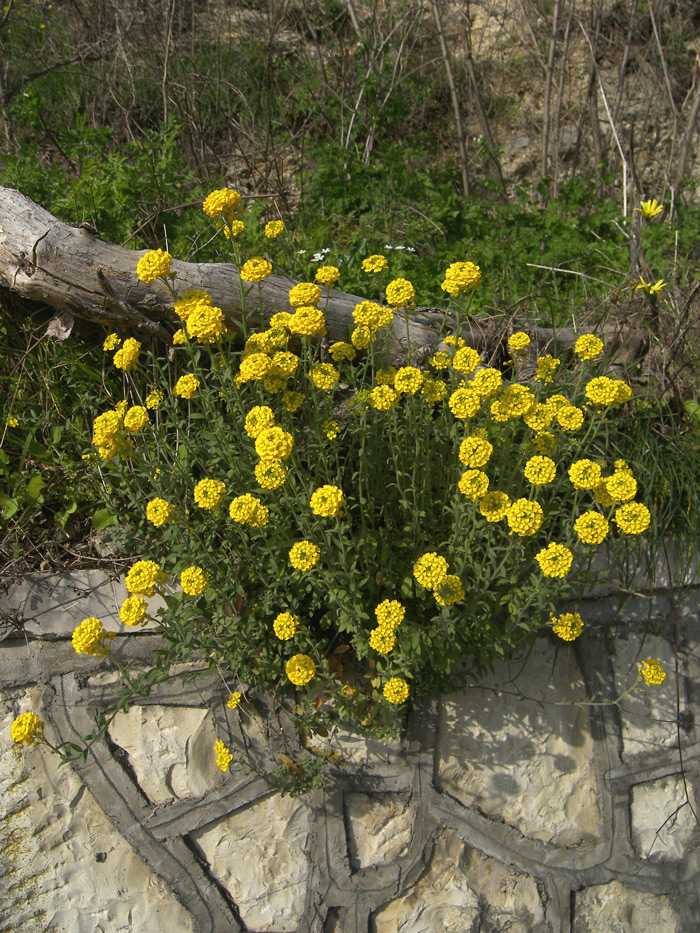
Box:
11;189;666;783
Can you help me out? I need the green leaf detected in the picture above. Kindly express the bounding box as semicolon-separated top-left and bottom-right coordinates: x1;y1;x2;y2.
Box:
0;494;19;519
26;474;46;500
92;507;119;531
55;499;78;528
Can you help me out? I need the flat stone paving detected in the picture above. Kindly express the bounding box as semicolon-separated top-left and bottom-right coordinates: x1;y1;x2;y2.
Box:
1;571;699;932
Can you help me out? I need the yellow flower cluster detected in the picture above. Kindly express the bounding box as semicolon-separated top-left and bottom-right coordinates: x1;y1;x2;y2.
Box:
174;374;200;399
72;617;114;657
449;386;480;420
215;738;234;772
453;347;481;374
394;366;423;394
458;469;489;500
310;485;345;518
479;490;511;522
370;385;398;411
459;436;493;468
289;282;322;308
265;219;284;238
113;337;141;371
103;333;121;351
125;560;168;596
286;653;316;686
440;261;481;295
508;331;530;356
535;543;573;578
369;626;396;653
92;409;129;461
240;257;272;283
315;265;340;286
10;711;44;746
146;497;175;527
203;188;242;221
614;502;651;534
574;511;609;545
288;306;326;336
323;420;340;439
568;459;602;490
585;376;632;406
255;426;293;461
227;691;243;709
535;354;560;383
145;389;163;409
274;612;299;640
181;566;210;596
187;303;226;343
136;249;173;284
383;677;409;705
289;541;321;570
375;600;405;627
385;278;415;308
329;341;356;362
255;459;287;490
639;658;666;685
229;494;270;526
194;478;226;510
119;596;148;627
362;254;388;272
574;334;604;361
472;368;503;398
434;574;465;606
311;363;340;390
524;455;556;486
507;499;544;536
245;405;276;439
124;406;148;432
421;377;447;404
551;612;584;641
413;552;449;589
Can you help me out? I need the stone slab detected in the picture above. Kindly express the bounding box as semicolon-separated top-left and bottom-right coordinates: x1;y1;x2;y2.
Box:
572;880;683;932
630;772;699;863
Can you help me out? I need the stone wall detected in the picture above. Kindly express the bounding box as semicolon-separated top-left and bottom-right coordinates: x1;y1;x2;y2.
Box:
1;565;699;932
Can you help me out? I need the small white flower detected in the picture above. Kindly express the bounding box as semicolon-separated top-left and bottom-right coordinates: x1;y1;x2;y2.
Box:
297;249;307;254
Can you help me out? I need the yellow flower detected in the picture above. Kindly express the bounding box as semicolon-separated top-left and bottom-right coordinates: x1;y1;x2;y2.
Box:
123;405;148;433
362;254;388;273
229;494;269;527
574;334;604;361
6;415;19;428
459;436;493;468
452;347;481;375
173;328;187;345
421;376;447;404
385;278;415;308
323;420;340;440
187;303;226;343
274;612;299;640
506;499;544;536
329;341;356;362
574;511;609;545
194;478;226;510
535;543;573;578
508;331;530;356
265;219;284;238
125;559;168;596
240;257;272;283
551;612;584;641
639;658;666;685
353;300;393;328
286;654;316;686
203;188;242;221
471;367;502;398
532;431;557;457
524;455;556;486
535;354;560;383
146;497;175;527
383;677;409;705
174;374;200;399
311;363;340;390
136;249;173;284
370;385;399;411
458;469;489;500
440;261;481;295
72;617;114;657
289;282;322;308
288;306;326;337
351;324;377;349
103;333;121;351
180;566;210;596
270;350;299;376
479;490;511;522
429;350;452;370
10;711;44;746
605;471;637;503
315;265;340;286
215;738;234;772
255;426;293;461
113;337;141;371
638;198;663;220
413;552;449;589
282;390;305;412
568;459;602;490
227;691;242;709
434;574;465;606
613;502;651;534
145;389;163;409
556;405;584;431
119;596;148;627
245;406;276;439
369;626;396;653
255;459;287;490
375;600;405;627
394;366;423;394
585;376;632;406
289;540;321;570
448;386;480;420
310;485;345;518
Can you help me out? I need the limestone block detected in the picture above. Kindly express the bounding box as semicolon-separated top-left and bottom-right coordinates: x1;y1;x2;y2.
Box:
630;773;698;862
108;704;220;805
190;793;311;932
614;634;688;761
437;640;601;846
572;880;683;932
344;792;412;869
1;690;195;933
373;830;547;933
